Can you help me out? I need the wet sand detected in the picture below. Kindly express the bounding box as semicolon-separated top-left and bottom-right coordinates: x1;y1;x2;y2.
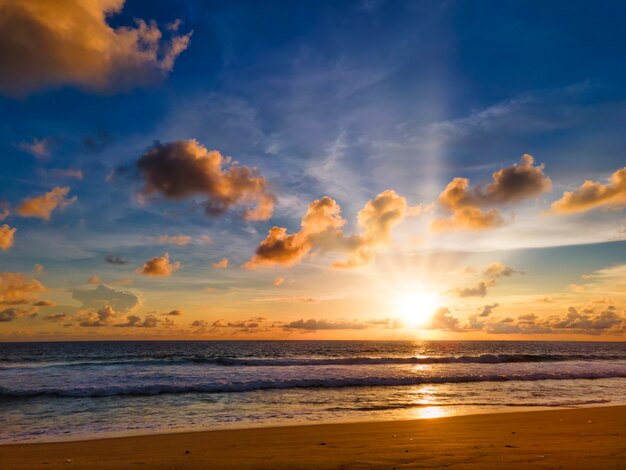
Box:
1;406;625;469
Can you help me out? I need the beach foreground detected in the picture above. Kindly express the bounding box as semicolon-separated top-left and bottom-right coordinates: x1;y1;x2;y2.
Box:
1;406;625;469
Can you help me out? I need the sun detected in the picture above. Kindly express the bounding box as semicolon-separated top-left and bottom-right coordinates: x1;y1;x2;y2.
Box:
393;291;441;328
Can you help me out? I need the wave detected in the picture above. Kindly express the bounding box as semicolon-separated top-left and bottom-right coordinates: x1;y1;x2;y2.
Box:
2;371;625;399
2;353;625;371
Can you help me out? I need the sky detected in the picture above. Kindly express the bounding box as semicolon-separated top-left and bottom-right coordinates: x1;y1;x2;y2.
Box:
0;0;625;341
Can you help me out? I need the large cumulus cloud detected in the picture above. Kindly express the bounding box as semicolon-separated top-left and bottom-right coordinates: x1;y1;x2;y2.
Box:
0;0;191;96
245;190;408;269
432;155;552;231
136;139;275;220
551;166;626;214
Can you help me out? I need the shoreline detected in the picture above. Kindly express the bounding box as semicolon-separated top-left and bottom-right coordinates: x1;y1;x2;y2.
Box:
1;405;625;469
1;401;620;446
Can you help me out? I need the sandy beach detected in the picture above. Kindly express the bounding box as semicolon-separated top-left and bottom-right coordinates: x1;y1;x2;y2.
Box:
1;406;624;469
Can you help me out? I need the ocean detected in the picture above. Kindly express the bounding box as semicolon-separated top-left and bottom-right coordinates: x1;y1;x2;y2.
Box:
1;340;625;444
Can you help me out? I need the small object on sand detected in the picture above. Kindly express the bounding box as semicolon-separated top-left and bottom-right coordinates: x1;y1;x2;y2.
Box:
65;459;72;463
185;450;190;454
392;434;396;437
504;445;518;448
318;442;326;446
512;431;516;434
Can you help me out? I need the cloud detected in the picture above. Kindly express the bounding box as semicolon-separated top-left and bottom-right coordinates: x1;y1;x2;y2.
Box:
87;276;101;285
283;318;368;331
258;297;318;303
0;208;9;221
136;253;181;276
483;262;518;279
33;300;56;307
18;137;52;158
245;190;408;269
161;309;183;316
44;312;68;321
105;254;129;265
50;168;84;180
422;307;461;331
479;303;499;317
212;258;229;269
453;262;520;298
0;0;191;96
71;284;139;313
34;264;44;275
0;272;46;306
116;314;160;328
78;305;119;327
17;187;77;220
191;320;208;328
0;224;16;250
136;139;275;220
432;155;551;231
0;307;36;322
274;277;285;286
551;166;626;214
157;235;192;246
454;280;491;298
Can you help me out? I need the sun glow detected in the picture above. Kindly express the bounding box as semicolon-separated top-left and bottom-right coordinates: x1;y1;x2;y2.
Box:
394;291;441;328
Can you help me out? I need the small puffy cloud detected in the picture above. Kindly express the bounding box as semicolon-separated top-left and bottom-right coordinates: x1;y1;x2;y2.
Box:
0;0;191;96
283;318;368;331
34;264;44;275
117;314;160;328
274;276;285;286
453;263;519;298
18;137;52;158
17;187;77;220
246;190;408;269
78;305;119;327
0;307;36;322
71;284;139;313
483;262;518;279
551;167;626;214
479;303;499;317
158;235;192;246
191;320;208;328
212;258;229;269
105;254;129;265
136;139;275;220
454;280;491;298
0;224;16;250
137;253;181;276
0;208;10;221
33;300;56;307
432;155;551;231
162;309;183;316
422;307;461;331
0;272;46;306
87;276;101;285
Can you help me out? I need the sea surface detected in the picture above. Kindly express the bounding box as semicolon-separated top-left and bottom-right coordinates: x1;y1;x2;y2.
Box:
1;340;625;443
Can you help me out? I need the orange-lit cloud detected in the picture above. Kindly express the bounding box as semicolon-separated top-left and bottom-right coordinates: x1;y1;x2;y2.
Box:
87;276;101;285
212;258;229;269
246;190;408;269
18;137;52;158
0;224;16;250
34;300;56;307
274;276;285;286
0;0;191;96
71;284;139;312
283;318;368;331
452;262;519;297
137;253;181;276
432;155;551;231
17;187;77;220
136;140;275;220
158;234;192;246
551;166;626;214
0;272;46;306
78;305;119;327
161;309;183;316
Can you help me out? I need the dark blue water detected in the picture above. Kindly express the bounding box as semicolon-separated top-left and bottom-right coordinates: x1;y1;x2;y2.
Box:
1;340;625;443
